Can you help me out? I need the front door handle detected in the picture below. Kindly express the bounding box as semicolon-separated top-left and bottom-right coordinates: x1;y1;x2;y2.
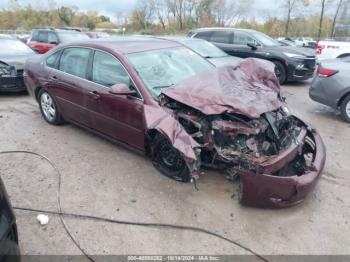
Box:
88;91;100;99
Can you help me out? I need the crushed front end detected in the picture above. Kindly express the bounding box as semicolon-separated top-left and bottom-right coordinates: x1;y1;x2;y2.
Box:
149;60;326;208
165;99;325;208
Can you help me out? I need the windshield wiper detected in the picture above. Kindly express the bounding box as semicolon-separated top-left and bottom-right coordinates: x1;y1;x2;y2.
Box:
153;84;174;89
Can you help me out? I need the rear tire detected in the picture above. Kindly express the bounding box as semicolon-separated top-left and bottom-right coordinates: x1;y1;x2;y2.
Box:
340;94;350;123
38;89;64;125
273;61;287;85
151;134;191;182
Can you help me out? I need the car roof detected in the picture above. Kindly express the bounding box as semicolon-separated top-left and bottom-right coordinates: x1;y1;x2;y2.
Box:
190;27;258;34
148;35;205;44
67;37;182;54
32;28;83;33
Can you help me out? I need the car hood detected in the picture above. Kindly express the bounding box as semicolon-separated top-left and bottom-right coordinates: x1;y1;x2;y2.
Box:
0;53;36;70
161;58;283;119
265;45;315;56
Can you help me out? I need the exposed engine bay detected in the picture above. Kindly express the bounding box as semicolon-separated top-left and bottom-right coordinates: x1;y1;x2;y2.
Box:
162;97;315;180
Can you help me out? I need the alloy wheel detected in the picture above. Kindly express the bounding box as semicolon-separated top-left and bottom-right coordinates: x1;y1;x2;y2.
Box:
40;92;56;122
346;100;350;118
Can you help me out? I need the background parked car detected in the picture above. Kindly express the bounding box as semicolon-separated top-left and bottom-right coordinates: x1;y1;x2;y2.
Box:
188;28;316;84
277;37;298;47
0;175;20;261
316;39;350;60
27;28;90;54
310;57;350;123
150;36;242;67
85;31;110;38
294;37;316;48
0;35;36;93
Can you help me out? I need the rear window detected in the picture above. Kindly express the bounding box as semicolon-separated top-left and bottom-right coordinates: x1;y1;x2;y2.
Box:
46;51;61;68
59;48;91;78
31;30;39;41
193;31;212;41
38;31;48;43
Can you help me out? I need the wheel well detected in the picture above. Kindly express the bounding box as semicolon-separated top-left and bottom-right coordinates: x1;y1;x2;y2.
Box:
34;86;43;102
270;59;287;73
145;129;161;156
337;53;350;58
337;92;350;108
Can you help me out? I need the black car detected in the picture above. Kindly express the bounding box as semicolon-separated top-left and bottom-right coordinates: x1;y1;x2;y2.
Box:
188;28;316;84
149;36;242;67
0;176;20;261
0;36;36;93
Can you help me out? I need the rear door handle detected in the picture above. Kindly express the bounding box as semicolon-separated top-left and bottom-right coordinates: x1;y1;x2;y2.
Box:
88;91;100;99
50;75;58;81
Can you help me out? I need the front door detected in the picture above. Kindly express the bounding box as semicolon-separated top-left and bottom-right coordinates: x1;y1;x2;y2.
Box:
85;50;145;150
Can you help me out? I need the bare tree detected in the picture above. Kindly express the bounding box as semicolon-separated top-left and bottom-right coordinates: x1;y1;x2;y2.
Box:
331;0;344;37
283;0;309;35
153;0;168;30
131;0;155;31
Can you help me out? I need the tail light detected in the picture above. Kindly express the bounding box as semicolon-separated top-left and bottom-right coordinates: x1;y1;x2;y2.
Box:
317;66;338;77
316;42;325;54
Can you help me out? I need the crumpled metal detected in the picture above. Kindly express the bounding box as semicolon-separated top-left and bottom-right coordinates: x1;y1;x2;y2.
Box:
144;58;281;160
144;104;200;160
162;58;282;119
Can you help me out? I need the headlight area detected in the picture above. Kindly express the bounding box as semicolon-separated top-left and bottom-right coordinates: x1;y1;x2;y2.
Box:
172;103;326;208
238;119;326;208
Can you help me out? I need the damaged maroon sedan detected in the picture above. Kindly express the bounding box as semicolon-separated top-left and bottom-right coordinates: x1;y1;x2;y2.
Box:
24;38;326;208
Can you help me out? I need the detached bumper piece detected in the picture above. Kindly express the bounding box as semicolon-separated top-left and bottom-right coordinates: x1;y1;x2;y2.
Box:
0;64;26;92
239;126;326;208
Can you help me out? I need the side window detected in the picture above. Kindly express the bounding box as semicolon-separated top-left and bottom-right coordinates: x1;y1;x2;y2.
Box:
59;48;91;78
38;32;48;43
46;51;60;68
48;32;59;44
31;30;39;41
233;31;255;46
92;51;131;88
210;31;233;44
194;31;212;41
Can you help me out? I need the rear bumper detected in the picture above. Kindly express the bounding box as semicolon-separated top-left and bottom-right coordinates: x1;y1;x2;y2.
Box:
238;123;326;208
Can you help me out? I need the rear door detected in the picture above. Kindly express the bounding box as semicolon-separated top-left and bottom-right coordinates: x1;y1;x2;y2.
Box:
208;31;235;55
85;50;145;150
230;31;260;58
48;47;92;126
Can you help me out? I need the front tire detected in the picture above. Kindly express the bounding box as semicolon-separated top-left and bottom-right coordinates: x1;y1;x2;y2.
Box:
38;89;64;125
152;134;191;182
340;94;350;123
273;61;287;85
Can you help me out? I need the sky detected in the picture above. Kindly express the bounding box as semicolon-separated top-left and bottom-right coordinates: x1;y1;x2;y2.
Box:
0;0;337;23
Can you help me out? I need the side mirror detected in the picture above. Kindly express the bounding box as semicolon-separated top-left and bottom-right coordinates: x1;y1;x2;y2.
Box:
109;83;135;96
247;41;258;50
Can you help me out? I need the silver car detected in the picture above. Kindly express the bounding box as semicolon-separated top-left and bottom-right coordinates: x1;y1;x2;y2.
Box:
150;36;242;67
310;57;350;122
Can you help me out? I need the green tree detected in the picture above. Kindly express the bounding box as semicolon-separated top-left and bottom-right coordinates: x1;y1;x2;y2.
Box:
58;6;75;26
